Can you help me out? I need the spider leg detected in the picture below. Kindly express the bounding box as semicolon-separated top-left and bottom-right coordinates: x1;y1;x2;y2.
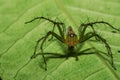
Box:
48;24;56;41
80;21;119;41
25;16;63;25
81;21;120;32
27;17;66;70
40;31;64;70
31;37;45;59
50;23;66;41
80;32;116;70
25;16;65;39
49;23;65;41
31;23;65;59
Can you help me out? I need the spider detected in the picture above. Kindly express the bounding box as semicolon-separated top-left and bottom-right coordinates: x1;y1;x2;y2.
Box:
25;16;119;71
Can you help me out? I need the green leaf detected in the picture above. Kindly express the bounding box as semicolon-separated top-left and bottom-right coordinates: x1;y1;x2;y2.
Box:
0;0;120;80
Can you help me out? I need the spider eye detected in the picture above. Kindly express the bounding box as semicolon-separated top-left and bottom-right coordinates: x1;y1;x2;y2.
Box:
70;34;74;37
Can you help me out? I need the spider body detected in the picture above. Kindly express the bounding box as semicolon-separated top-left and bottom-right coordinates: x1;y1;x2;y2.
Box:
65;26;79;48
25;16;119;70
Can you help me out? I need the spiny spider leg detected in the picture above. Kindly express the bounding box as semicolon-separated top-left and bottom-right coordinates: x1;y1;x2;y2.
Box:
80;21;119;37
32;48;95;60
25;16;65;39
47;48;95;58
81;21;120;31
80;21;120;41
31;23;65;59
25;16;63;24
40;31;64;70
48;24;56;41
31;37;45;59
26;17;66;70
80;32;116;70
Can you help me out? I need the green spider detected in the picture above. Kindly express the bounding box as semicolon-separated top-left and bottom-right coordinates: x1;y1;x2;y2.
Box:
25;16;119;70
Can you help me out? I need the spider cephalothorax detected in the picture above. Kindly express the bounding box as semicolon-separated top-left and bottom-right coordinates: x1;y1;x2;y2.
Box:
65;26;79;48
24;16;119;70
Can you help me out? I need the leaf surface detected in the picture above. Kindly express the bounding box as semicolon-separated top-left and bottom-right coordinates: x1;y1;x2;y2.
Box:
0;0;120;80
